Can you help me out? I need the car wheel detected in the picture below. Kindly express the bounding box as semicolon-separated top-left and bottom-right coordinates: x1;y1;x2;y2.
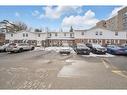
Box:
19;48;23;52
92;50;95;54
4;48;6;52
77;52;79;55
31;47;35;50
86;52;90;55
110;50;115;55
10;51;15;53
67;52;70;55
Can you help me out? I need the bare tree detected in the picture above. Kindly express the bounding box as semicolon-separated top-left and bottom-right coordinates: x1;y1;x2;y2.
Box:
14;21;27;31
0;20;28;33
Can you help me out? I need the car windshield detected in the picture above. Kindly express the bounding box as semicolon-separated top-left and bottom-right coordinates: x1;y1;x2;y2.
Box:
77;44;87;48
108;45;121;49
9;43;16;46
92;44;102;48
62;43;69;47
120;44;127;48
19;43;28;46
120;45;127;48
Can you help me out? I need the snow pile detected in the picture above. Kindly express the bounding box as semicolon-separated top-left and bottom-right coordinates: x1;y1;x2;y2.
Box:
45;47;76;54
34;47;45;51
45;47;61;52
82;53;115;57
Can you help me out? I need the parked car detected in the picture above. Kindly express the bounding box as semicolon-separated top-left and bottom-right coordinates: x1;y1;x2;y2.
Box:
59;44;71;55
86;43;107;54
121;44;127;47
74;43;90;55
0;43;10;52
72;45;77;52
107;45;127;55
6;43;35;53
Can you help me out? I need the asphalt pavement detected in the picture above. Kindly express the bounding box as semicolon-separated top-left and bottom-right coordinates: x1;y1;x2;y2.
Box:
0;48;127;89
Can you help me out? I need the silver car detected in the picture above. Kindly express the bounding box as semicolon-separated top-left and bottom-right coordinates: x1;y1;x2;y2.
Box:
0;43;10;52
59;44;71;55
6;43;35;53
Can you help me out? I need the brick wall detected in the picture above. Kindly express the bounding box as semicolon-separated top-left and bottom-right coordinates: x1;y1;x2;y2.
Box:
0;33;5;45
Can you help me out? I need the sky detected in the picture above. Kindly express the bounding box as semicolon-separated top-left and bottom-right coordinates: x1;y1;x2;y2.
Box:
0;6;124;31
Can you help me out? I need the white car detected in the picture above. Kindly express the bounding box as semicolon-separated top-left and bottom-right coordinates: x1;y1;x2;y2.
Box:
0;43;10;52
59;44;72;55
6;43;35;53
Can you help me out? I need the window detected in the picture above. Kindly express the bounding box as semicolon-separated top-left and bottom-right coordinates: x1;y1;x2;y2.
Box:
81;32;84;35
115;32;118;36
95;40;98;43
55;33;57;36
49;33;51;37
95;31;98;35
23;33;25;37
123;12;127;17
100;32;102;35
70;33;73;37
38;34;40;37
26;33;28;37
11;34;13;37
64;33;66;36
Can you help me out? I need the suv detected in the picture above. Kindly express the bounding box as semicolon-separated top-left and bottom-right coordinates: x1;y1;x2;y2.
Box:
75;43;90;55
86;43;107;54
6;43;35;53
0;43;10;52
59;44;71;55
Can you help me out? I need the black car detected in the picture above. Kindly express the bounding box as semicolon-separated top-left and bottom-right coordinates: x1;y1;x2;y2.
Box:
75;43;90;55
86;43;107;54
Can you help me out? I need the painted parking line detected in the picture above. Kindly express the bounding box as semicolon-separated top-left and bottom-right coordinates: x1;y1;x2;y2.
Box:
48;82;52;89
101;58;118;69
112;70;127;79
101;59;110;69
101;58;127;79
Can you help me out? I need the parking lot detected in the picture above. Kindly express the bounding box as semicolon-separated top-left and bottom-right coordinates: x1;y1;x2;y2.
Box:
0;47;127;89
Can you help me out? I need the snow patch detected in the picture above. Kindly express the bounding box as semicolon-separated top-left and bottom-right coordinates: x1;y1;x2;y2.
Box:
34;47;45;51
82;53;115;57
45;47;76;54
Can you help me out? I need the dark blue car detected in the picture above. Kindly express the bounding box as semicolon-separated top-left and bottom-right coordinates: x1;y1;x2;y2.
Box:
106;45;127;55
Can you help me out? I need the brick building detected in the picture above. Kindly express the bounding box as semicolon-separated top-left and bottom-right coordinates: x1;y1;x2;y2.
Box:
95;7;127;31
0;33;5;45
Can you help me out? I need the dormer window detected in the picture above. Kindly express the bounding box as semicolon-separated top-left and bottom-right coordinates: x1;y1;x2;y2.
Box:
96;31;98;35
49;33;51;37
55;33;57;36
115;32;118;36
26;33;28;37
11;34;13;37
23;33;25;37
81;32;84;35
64;33;66;36
38;34;40;37
100;32;102;35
